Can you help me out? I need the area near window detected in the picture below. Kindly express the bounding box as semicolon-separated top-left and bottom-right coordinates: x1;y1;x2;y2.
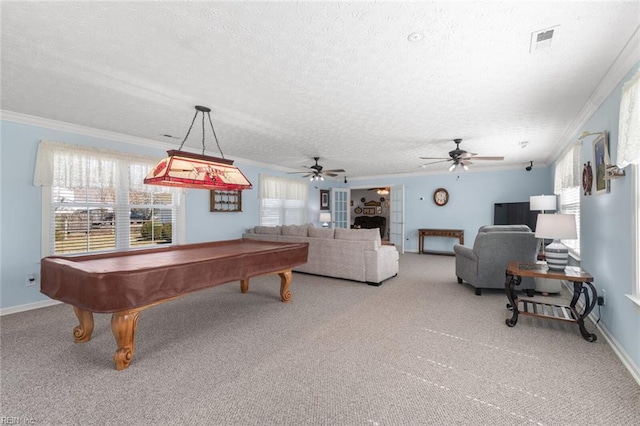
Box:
34;141;184;256
554;143;581;256
258;174;308;226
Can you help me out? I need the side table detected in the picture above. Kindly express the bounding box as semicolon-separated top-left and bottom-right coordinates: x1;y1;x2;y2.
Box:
418;228;464;255
504;261;597;342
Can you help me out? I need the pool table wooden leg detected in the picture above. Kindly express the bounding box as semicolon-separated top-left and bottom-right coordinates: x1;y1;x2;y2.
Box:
111;309;142;370
72;307;94;343
279;270;292;303
240;279;249;293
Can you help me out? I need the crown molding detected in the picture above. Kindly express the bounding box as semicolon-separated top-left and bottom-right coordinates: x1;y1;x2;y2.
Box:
548;26;640;165
0;110;291;172
1;110;170;149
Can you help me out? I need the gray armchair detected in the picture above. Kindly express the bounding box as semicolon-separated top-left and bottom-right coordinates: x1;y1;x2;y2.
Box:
454;225;538;296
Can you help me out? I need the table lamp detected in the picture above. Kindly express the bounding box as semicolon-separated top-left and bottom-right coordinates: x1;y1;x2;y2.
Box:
534;214;577;270
529;195;557;213
530;195;557;254
319;212;332;228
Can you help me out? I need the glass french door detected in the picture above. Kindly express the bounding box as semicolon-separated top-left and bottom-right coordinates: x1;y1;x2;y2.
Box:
331;188;349;229
390;185;405;253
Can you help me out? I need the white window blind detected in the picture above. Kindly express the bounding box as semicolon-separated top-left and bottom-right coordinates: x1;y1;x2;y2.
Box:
554;144;581;254
258;175;307;226
34;141;183;255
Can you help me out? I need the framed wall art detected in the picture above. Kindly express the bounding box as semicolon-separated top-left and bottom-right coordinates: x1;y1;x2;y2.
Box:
592;132;611;195
320;189;330;210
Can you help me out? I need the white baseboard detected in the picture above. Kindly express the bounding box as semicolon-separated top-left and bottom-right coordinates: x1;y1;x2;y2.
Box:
563;280;640;386
0;299;62;316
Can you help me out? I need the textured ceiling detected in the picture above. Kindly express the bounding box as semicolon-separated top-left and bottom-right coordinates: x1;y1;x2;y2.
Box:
2;1;639;178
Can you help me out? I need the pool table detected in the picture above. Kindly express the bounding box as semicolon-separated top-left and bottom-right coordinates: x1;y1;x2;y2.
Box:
41;239;309;370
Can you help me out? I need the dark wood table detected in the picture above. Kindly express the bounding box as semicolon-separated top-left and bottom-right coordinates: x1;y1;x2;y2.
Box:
41;239;309;370
418;228;464;255
504;261;597;341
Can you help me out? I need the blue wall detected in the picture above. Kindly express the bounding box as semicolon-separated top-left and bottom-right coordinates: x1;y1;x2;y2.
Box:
577;64;640;371
1;61;638;377
349;167;550;252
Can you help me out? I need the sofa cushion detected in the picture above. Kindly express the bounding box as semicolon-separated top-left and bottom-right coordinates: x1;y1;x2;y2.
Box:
334;228;381;245
308;227;335;239
254;226;282;235
282;224;309;237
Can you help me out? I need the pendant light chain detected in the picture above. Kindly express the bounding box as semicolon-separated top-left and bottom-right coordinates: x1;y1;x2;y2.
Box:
176;107;225;159
206;111;225;159
177;110;199;151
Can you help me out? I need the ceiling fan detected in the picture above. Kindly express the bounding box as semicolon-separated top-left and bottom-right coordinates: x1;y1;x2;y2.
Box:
288;157;345;181
420;139;504;171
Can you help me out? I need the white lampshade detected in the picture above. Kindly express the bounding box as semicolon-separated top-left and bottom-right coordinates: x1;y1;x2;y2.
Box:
534;214;577;240
319;212;332;227
530;195;557;212
535;213;577;270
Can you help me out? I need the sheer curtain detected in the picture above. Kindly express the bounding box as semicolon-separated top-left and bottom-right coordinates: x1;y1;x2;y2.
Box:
617;69;640;168
259;174;308;226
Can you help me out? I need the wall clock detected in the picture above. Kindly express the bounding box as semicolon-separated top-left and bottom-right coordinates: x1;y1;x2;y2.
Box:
433;188;449;206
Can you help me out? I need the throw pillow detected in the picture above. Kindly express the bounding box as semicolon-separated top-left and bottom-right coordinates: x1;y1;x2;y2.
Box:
254;226;282;235
334;228;381;244
282;224;309;237
308;227;334;239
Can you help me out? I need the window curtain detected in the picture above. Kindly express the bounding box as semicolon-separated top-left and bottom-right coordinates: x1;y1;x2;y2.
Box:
33;140;174;193
259;174;308;201
617;69;640;168
553;143;581;194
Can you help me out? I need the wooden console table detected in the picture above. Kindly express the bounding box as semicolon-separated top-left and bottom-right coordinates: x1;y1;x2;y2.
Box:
418;228;464;256
505;261;597;342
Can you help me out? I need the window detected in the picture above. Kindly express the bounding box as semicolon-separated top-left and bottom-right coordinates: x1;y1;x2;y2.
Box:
258;175;308;226
34;141;184;255
554;144;581;255
618;70;640;305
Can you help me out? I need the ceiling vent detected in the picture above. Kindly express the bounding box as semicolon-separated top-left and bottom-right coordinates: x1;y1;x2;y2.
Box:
530;26;558;53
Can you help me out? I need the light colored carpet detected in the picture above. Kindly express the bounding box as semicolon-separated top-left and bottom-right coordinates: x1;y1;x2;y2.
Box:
1;253;639;425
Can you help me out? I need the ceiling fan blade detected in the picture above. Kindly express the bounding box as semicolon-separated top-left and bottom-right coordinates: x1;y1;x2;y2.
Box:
323;169;345;173
419;156;449;160
459;152;477;159
421;159;452;166
287;171;312;174
324;172;339;177
471;156;504;161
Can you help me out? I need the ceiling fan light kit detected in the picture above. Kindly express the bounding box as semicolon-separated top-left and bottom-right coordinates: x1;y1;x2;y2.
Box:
288;157;345;181
421;139;504;172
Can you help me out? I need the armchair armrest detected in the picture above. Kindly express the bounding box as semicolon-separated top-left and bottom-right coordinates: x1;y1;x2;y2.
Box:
453;244;477;262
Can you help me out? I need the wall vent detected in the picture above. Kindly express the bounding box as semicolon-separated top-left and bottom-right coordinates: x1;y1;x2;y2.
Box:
530;26;559;53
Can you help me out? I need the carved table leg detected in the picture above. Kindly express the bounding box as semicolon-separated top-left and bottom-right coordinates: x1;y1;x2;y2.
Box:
573;281;598;342
111;309;142;370
240;279;249;294
505;273;521;327
72;307;94;343
279;270;292;303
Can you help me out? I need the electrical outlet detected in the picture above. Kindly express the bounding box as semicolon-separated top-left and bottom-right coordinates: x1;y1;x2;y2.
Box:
598;289;605;306
25;273;38;287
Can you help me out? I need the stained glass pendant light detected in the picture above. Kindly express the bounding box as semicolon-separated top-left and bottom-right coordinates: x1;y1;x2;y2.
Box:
144;106;252;191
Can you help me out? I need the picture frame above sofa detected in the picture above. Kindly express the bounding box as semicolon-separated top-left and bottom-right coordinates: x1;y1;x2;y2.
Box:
320;189;330;210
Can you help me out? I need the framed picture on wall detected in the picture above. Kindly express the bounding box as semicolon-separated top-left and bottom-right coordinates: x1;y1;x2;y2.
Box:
593;132;611;195
320;189;330;210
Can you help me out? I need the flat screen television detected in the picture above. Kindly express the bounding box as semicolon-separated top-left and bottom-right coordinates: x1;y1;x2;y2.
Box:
493;202;538;231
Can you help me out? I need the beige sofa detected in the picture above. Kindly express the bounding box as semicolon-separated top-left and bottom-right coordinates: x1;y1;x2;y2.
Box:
243;225;399;285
